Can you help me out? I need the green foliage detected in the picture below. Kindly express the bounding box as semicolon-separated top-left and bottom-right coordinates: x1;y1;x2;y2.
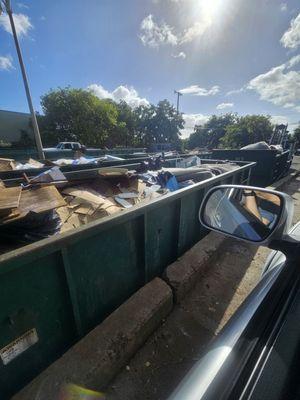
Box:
135;100;184;146
187;113;274;150
188;113;237;149
38;88;182;149
39;87;119;147
221;115;273;149
294;126;300;146
105;101;138;147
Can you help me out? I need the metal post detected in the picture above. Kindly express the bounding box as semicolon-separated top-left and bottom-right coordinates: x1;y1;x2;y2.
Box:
5;3;45;159
174;90;183;114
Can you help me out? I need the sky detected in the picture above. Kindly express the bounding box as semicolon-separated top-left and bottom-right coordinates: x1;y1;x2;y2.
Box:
0;0;300;137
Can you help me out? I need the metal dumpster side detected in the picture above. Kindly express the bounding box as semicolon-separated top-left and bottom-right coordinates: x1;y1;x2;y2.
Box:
0;161;254;398
0;153;184;181
0;147;147;162
209;149;291;186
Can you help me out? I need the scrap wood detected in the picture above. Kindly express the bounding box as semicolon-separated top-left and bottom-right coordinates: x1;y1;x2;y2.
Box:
29;166;67;184
28;158;45;168
0;187;22;211
1;186;66;224
98;167;128;177
119;178;146;196
0;158;16;171
74;205;95;215
62;187;105;205
56;206;71;223
20;186;66;215
91;178;120;197
98;197;120;215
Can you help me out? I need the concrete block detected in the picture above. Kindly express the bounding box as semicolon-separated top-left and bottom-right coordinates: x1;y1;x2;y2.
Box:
13;277;173;400
163;231;225;302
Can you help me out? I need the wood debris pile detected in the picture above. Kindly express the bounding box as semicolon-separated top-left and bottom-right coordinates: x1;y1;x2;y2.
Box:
56;175;163;233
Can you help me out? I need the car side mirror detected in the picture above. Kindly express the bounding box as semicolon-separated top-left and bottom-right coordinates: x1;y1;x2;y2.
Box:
199;185;295;251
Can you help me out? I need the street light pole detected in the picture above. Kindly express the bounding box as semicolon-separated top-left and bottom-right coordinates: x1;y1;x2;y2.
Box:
174;90;183;114
1;0;45;159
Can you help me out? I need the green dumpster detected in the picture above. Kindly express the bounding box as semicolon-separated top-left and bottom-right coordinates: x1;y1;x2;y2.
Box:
208;149;291;186
0;160;255;398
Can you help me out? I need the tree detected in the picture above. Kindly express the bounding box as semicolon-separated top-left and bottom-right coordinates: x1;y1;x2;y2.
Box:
107;101;138;147
188;113;237;149
221;115;274;149
39;87;120;147
294;125;300;146
135;100;184;146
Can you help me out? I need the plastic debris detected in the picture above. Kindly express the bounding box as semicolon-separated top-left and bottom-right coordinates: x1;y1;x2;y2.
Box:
115;196;133;208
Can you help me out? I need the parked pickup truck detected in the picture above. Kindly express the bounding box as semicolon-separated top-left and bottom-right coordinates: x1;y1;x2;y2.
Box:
44;142;86;152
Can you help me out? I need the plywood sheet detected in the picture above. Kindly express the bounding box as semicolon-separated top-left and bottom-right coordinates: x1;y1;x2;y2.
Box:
63;187;105;205
0;187;21;211
19;186;66;215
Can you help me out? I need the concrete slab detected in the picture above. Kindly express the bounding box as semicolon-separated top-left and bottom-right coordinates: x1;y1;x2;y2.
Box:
13;277;173;400
163;231;225;302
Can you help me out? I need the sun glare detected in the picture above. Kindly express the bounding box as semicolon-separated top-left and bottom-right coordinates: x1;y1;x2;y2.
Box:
203;0;223;17
195;0;225;22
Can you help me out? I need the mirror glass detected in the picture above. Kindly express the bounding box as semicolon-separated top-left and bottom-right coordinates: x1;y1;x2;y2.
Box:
202;188;282;242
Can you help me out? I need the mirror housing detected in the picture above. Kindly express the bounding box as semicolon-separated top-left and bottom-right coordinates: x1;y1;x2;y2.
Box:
199;185;295;251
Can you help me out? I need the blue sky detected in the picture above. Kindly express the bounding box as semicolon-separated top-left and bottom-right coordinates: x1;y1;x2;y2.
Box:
0;0;300;136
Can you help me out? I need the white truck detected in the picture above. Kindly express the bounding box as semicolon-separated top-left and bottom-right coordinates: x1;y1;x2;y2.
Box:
44;142;86;152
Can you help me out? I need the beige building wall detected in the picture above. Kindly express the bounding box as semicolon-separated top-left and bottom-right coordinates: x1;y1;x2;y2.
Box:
0;109;34;144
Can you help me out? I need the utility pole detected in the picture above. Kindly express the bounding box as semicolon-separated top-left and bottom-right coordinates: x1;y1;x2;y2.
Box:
174;90;183;114
0;0;45;159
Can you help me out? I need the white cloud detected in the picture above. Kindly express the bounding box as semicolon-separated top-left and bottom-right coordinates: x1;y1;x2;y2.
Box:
226;87;244;96
17;2;29;9
281;13;300;49
247;56;300;111
270;115;288;125
180;21;211;44
0;13;33;37
286;54;300;68
172;51;186;59
140;15;178;48
179;84;220;96
140;7;214;49
0;55;14;71
181;113;210;138
216;102;234;110
87;84;149;108
280;3;287;12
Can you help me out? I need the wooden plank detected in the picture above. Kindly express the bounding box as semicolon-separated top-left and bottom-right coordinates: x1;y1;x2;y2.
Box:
62;187;105;205
0;187;21;211
0;158;16;172
1;186;66;224
19;186;66;215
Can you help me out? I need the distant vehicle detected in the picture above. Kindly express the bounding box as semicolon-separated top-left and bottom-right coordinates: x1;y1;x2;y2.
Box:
44;142;86;152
